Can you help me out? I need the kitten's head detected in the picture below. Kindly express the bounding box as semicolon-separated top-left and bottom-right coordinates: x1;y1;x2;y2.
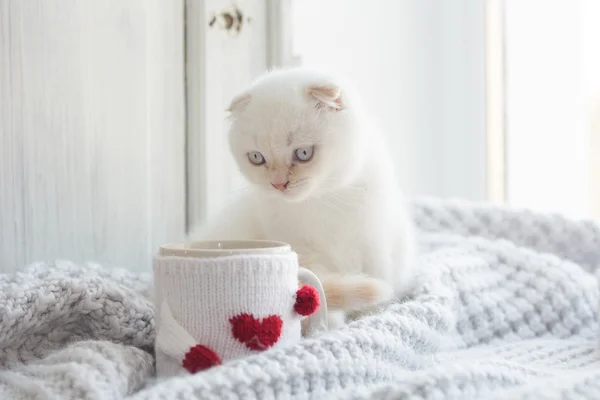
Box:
227;68;366;202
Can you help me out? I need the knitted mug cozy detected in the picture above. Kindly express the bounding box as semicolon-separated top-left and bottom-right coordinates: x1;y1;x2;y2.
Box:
153;252;327;378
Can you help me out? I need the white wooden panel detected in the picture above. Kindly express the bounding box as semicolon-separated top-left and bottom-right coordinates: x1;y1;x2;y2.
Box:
0;0;186;272
187;0;268;226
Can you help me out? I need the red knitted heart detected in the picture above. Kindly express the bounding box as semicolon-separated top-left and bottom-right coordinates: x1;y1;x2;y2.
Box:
229;313;283;351
182;344;221;373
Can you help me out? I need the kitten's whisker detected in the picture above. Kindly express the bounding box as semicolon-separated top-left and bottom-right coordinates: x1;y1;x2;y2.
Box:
320;180;367;195
316;191;363;213
328;190;363;201
320;192;363;209
227;186;252;194
316;197;345;214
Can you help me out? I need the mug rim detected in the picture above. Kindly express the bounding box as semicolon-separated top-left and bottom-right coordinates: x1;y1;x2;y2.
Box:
159;239;291;258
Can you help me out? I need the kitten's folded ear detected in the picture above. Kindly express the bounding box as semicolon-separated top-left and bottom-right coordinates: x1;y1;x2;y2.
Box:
226;92;252;115
307;85;344;111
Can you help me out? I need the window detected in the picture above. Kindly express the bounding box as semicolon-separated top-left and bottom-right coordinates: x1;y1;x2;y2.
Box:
289;0;600;218
290;0;488;201
504;0;600;218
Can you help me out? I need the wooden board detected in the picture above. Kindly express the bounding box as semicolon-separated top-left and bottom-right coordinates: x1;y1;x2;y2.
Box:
0;0;186;272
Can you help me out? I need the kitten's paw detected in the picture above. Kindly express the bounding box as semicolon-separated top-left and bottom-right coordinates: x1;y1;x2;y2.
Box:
352;277;395;309
323;275;395;312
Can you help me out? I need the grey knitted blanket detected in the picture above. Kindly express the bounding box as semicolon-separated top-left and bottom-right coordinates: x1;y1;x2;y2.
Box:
1;198;599;399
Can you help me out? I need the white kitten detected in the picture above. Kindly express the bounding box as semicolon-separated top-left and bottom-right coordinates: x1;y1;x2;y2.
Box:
191;68;416;327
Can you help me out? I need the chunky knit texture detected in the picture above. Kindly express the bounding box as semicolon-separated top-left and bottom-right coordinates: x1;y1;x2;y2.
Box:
1;197;600;399
153;253;321;378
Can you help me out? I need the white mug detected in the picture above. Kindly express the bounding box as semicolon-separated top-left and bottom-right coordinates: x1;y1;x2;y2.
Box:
153;240;328;377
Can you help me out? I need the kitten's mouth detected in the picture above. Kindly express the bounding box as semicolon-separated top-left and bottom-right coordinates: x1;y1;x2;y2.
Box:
271;181;289;192
272;179;310;201
284;179;307;191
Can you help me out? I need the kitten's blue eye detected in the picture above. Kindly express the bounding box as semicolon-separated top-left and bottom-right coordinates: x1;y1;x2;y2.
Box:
248;151;265;165
294;146;314;162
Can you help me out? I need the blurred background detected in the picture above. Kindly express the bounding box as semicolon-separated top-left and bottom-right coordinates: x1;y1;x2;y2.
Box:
1;0;599;272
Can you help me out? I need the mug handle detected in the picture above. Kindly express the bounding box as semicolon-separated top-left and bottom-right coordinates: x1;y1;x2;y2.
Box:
298;267;328;333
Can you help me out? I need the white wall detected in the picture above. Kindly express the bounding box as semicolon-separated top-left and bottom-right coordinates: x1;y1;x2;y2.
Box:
0;0;186;272
291;0;488;200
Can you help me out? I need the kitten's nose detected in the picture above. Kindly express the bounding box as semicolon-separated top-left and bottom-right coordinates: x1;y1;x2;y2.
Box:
271;181;289;192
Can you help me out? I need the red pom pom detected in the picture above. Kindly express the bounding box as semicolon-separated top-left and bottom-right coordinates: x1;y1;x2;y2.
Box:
182;344;221;373
294;285;320;316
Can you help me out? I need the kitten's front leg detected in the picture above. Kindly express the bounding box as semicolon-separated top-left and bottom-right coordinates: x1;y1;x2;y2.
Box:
319;272;395;312
301;262;394;329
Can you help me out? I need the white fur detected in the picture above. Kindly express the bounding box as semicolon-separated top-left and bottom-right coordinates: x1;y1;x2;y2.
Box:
191;68;416;326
